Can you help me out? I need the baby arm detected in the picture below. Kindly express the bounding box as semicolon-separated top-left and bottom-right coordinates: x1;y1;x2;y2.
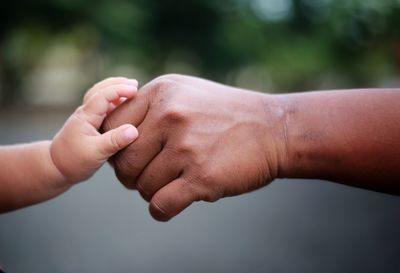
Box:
0;77;139;213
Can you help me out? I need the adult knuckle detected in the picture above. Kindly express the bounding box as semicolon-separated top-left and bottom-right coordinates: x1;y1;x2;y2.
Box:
164;138;194;160
203;190;221;203
114;166;137;190
151;77;176;95
148;74;185;97
155;73;184;83
191;176;220;203
187;171;220;202
113;157;128;176
120;178;137;190
177;175;199;199
113;153;137;178
176;141;194;156
172;136;199;159
159;104;186;125
196;170;212;185
136;179;153;202
204;179;224;202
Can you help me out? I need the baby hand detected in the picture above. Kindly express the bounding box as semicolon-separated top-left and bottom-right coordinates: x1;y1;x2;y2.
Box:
50;77;139;184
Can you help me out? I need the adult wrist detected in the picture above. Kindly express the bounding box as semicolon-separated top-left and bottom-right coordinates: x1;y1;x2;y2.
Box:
275;92;333;181
257;93;291;180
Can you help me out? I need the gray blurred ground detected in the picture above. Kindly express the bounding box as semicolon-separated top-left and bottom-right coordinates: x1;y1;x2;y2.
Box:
0;108;399;273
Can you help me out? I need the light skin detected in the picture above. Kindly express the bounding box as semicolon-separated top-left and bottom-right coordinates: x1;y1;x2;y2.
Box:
104;74;400;222
0;77;140;213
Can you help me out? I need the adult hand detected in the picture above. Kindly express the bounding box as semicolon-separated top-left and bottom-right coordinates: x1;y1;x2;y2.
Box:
103;74;287;221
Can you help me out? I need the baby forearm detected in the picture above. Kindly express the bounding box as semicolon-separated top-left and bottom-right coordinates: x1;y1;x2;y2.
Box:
279;89;400;194
0;77;138;213
0;141;69;213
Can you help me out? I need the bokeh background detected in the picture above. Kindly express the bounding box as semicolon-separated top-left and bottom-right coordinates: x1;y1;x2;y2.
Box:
1;0;400;272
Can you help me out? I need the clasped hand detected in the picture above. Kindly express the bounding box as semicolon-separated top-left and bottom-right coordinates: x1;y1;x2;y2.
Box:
103;74;287;221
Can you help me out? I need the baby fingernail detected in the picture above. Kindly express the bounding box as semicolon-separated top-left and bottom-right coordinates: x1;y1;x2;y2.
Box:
123;125;138;141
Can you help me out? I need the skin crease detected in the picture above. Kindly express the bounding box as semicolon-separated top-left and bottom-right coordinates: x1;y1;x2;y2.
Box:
104;75;287;221
104;74;400;222
280;90;400;193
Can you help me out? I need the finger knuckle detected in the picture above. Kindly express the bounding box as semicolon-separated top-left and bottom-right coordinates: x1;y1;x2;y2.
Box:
155;73;184;82
83;92;92;103
136;180;153;202
119;177;137;190
159;104;187;125
149;74;183;97
75;105;85;115
176;141;195;156
186;171;220;202
113;159;136;190
74;106;88;120
113;153;141;180
100;88;112;101
152;79;175;94
172;136;199;160
203;190;221;203
114;166;137;190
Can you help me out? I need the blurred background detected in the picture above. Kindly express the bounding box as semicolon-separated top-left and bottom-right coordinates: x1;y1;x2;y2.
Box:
1;0;400;105
1;0;400;272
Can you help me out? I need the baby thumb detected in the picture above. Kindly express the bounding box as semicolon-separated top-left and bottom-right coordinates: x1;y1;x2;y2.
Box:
98;124;138;157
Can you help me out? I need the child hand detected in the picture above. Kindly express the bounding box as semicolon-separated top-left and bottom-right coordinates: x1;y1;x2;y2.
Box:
50;77;139;184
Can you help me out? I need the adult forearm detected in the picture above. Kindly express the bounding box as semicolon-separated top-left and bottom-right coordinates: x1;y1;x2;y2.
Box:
103;74;400;221
277;89;400;194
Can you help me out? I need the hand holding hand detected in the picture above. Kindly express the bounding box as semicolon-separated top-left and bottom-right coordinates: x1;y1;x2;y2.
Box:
50;77;139;184
104;74;287;221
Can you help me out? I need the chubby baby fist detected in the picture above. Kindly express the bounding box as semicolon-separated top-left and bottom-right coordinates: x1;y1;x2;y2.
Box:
50;77;139;184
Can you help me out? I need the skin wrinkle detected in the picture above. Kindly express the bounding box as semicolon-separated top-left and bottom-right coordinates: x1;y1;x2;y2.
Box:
119;137;163;189
285;90;400;189
0;77;139;212
150;196;170;219
135;180;152;202
131;108;187;194
136;153;180;199
114;154;141;189
183;171;212;202
103;87;150;133
273;95;293;178
254;98;280;181
108;76;286;221
112;98;167;188
102;75;400;221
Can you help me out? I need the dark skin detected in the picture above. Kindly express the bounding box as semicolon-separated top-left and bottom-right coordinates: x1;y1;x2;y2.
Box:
104;74;400;221
281;90;400;194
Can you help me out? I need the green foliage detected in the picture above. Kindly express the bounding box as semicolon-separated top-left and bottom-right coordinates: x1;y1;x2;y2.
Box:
0;0;399;103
